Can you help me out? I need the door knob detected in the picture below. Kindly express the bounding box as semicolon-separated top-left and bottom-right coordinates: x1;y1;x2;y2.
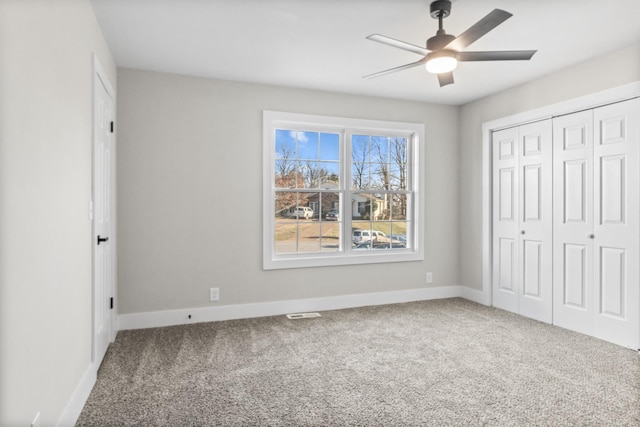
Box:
587;234;595;239
520;230;525;235
97;235;109;245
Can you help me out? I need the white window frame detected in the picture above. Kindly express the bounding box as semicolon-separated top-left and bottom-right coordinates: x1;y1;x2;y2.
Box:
263;110;425;270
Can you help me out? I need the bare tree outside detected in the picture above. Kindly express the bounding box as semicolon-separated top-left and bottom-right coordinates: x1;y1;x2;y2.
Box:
352;136;369;189
371;136;390;191
390;137;407;190
390;137;408;217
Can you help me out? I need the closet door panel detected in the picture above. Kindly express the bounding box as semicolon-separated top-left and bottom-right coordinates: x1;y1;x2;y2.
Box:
593;98;639;349
518;120;552;323
492;127;519;313
553;110;594;335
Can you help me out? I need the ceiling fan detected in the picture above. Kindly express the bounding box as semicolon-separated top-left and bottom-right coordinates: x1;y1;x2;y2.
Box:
364;0;537;87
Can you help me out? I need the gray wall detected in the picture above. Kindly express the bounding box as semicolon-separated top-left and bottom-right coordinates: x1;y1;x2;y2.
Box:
117;68;460;314
0;0;116;425
459;43;640;291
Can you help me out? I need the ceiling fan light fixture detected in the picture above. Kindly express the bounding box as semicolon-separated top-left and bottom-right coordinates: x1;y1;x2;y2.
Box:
425;51;457;74
364;2;535;86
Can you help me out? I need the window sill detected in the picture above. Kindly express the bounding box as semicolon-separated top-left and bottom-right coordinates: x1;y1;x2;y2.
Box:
263;248;424;270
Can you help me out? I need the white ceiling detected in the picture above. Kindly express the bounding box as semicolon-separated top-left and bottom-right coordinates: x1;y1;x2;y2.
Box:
89;0;640;106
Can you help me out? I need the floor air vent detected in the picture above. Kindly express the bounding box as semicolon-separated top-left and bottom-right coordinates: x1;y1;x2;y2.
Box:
286;312;321;320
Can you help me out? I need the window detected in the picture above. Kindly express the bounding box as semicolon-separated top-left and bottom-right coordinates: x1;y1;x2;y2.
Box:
263;111;424;269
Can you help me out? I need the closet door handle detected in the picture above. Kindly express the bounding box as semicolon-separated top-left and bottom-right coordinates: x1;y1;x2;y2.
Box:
520;230;525;235
587;234;595;239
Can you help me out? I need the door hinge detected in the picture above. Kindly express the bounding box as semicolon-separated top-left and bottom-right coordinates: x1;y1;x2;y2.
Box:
110;297;114;310
110;121;114;133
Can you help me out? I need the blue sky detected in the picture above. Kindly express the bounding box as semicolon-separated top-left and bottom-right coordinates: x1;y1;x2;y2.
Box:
275;129;339;161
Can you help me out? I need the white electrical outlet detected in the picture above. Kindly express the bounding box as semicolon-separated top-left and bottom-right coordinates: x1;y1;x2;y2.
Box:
209;287;219;301
426;272;433;284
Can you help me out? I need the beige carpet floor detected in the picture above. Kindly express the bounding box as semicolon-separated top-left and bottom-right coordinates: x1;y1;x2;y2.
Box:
76;298;640;426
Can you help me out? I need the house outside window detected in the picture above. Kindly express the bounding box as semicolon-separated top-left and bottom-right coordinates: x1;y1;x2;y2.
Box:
263;111;424;269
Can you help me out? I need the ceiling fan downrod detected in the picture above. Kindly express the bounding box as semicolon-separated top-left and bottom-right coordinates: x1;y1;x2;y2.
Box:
427;0;455;51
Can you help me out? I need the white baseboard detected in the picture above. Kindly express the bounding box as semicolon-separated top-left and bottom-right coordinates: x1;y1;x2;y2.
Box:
118;285;469;331
56;363;97;427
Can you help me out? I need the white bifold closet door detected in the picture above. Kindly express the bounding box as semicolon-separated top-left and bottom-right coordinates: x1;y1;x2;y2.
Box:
553;98;639;349
492;120;553;323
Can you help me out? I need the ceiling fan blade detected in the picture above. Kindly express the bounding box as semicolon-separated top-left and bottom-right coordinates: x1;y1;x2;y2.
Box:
445;9;512;51
457;50;537;61
363;58;428;79
366;34;429;56
437;72;454;87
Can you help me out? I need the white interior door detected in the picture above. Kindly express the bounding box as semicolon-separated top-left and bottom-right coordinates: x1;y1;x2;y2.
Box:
492;127;519;314
593;98;639;349
553;98;639;349
517;120;552;323
553;110;594;335
93;67;115;364
492;121;552;323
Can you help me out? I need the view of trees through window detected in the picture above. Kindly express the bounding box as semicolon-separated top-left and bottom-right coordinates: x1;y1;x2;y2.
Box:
273;128;411;254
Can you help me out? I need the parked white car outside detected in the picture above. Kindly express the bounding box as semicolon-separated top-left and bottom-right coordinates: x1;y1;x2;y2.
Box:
352;229;386;244
291;207;314;219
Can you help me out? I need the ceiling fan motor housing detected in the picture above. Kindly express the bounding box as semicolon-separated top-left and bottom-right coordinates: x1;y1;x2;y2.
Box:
430;0;451;19
427;32;455;51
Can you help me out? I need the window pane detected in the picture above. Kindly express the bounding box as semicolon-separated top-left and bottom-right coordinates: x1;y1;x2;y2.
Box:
371;163;390;190
297;223;321;253
297;192;316;219
371;136;389;163
352;193;385;220
373;194;385;220
351;220;370;248
319;161;339;187
274;200;297;254
351;219;391;249
390;221;408;249
275;191;297;219
352;193;372;219
352;135;370;161
275;160;299;188
391;194;408;220
274;221;297;254
352;135;370;190
300;161;320;188
390;137;408;190
275;131;297;188
275;130;296;160
296;131;319;160
319;222;341;252
388;165;403;190
376;194;391;220
352;163;370;189
390;137;407;166
372;221;391;238
319;133;339;161
316;192;340;221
